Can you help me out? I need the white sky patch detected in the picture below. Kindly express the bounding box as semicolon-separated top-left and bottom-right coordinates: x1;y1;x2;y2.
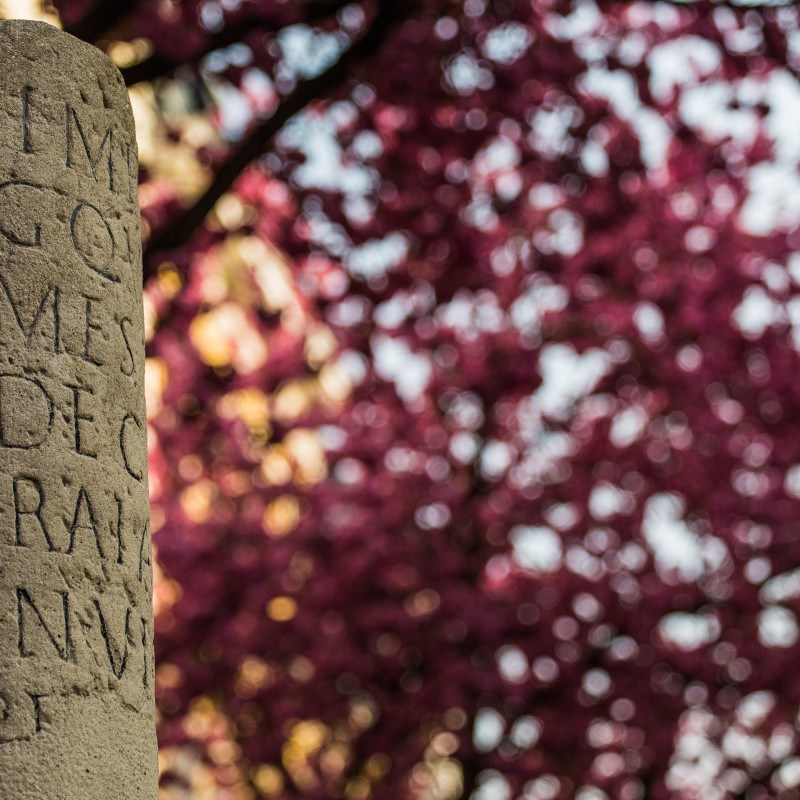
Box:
758;606;799;648
351;130;383;160
374;294;409;329
527;104;582;160
204;78;254;140
345;232;408;280
335;350;368;386
481;439;515;480
304;211;351;258
279;108;375;196
510;525;563;573
282;114;369;194
204;42;252;73
415;502;451;530
510;430;576;488
436;289;506;339
278;103;382;228
545;0;602;41
533;208;585;257
473;136;520;181
511;269;568;326
533;343;612;421
575;789;609;800
529;182;567;211
449;431;480;464
786;297;800;350
582;668;612;698
481;21;533;65
732;286;782;338
473;772;512;800
473;708;505;752
496;645;529;684
565;545;603;581
679;81;759;146
371;335;431;402
659;612;721;650
737;71;800;234
647;36;722;103
580;139;609;176
610;405;649;448
777;761;800;792
633;302;665;345
577;68;672;168
545;502;580;531
784;464;800;498
509;716;542;749
737;691;776;729
617;31;649;67
641;492;703;581
444;51;494;95
373;284;434;330
447;392;484;430
277;24;347;80
588;482;632;519
741;163;800;236
763;70;800;163
666;709;729;800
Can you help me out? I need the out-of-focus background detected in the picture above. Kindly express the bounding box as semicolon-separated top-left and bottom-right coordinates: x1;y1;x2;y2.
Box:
6;0;800;797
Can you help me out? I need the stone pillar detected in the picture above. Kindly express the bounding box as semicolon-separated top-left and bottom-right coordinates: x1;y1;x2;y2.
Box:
0;20;157;799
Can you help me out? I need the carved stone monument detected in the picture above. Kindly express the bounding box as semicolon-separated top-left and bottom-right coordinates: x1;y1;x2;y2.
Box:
0;19;157;799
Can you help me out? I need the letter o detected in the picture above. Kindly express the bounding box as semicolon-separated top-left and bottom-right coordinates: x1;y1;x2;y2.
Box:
71;203;115;279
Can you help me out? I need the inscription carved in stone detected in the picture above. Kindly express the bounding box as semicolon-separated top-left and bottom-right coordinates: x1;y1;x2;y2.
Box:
0;19;157;800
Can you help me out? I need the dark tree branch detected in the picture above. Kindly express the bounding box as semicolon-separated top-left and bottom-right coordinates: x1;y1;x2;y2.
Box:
144;1;414;259
121;0;354;86
63;0;138;43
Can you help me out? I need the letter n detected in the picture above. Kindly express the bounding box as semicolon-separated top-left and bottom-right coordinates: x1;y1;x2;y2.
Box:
17;588;71;661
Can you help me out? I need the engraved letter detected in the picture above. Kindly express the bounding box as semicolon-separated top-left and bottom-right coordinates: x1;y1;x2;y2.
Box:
114;494;123;564
120;413;143;480
70;203;117;282
120;317;135;377
21;88;31;153
0;375;53;449
67;385;96;458
82;294;102;366
0;180;42;246
14;476;53;550
17;588;71;662
93;600;129;679
0;277;59;351
66;487;103;558
66;104;113;191
138;521;151;584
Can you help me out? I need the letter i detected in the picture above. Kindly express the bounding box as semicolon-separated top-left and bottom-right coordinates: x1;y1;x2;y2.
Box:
21;88;30;153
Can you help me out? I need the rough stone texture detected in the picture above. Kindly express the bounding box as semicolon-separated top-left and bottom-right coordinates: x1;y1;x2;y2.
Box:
0;20;157;799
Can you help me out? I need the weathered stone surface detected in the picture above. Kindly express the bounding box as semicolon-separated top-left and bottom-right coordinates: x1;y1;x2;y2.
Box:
0;19;157;799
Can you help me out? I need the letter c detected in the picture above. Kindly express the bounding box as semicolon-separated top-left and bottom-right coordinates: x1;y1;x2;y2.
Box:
119;413;143;481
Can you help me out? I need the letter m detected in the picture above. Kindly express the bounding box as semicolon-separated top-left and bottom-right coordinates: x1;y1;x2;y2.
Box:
0;276;58;351
66;105;113;192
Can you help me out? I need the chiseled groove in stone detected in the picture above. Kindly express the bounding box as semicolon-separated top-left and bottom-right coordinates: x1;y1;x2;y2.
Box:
0;19;157;800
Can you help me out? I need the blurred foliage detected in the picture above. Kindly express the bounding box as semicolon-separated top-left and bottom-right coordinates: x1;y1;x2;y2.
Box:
11;0;800;798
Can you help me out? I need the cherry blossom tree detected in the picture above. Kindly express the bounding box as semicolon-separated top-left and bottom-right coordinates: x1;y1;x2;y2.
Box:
43;1;800;798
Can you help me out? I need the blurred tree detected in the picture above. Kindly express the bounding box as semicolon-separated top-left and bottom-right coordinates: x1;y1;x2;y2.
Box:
41;1;800;799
